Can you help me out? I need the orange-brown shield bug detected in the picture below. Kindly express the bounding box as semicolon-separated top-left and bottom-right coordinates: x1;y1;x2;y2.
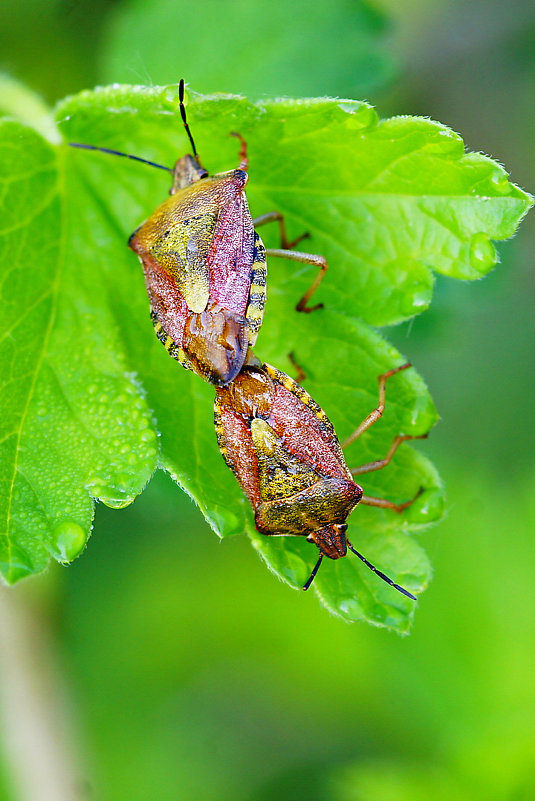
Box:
214;358;426;595
69;80;329;385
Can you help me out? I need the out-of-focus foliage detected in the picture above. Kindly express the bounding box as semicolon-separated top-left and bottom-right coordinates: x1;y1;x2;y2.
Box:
0;755;11;801
0;0;119;103
100;0;395;99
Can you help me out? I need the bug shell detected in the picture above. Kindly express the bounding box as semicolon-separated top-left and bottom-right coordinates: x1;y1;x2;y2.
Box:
214;363;364;559
129;165;267;386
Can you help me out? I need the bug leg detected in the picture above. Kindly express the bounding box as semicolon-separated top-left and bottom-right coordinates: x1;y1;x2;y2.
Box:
265;248;328;313
288;352;307;384
342;363;412;449
359;487;424;513
252;212;326;311
252;211;310;250
349;434;428;476
230;132;249;171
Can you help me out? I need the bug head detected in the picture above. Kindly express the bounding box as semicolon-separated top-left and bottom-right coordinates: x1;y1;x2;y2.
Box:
303;521;417;600
170;154;208;194
307;522;350;560
302;522;352;591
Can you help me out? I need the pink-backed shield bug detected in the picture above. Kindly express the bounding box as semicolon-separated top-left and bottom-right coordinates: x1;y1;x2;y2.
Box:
69;80;330;385
214;357;427;595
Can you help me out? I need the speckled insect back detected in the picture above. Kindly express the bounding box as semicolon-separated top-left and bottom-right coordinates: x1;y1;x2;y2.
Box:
129;161;267;385
70;80;329;387
214;358;424;596
125;82;268;386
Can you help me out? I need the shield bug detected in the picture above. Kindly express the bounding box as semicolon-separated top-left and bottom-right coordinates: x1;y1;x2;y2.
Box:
69;80;329;385
214;358;426;595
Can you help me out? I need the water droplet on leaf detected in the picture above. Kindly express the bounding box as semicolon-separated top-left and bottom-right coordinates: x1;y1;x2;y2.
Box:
405;487;445;525
469;233;496;274
400;280;433;317
51;520;86;562
489;170;510;195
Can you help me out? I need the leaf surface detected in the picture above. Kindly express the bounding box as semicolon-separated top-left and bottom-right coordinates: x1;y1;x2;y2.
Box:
0;119;158;582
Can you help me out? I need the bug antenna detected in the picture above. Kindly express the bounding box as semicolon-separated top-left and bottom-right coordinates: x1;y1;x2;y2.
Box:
303;552;324;591
179;79;201;164
346;541;416;600
68;143;173;173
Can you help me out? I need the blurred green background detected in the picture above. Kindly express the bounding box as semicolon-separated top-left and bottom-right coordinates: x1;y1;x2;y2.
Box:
1;0;535;799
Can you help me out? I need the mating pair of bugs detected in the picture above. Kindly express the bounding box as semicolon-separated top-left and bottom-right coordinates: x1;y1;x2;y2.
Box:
71;80;425;598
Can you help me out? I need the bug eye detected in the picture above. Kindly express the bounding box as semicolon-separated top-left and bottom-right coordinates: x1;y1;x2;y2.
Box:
338;523;348;534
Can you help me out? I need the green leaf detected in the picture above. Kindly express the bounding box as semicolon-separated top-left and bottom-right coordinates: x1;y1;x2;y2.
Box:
251;104;532;326
0;120;158;582
0;83;531;631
